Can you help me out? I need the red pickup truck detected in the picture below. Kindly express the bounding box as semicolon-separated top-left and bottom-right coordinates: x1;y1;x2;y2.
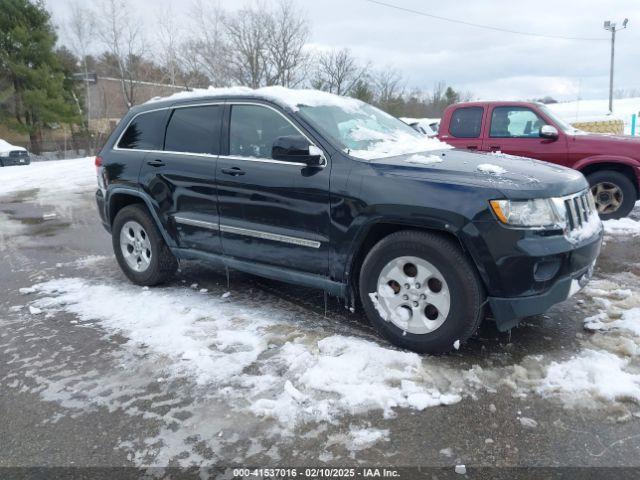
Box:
438;101;640;219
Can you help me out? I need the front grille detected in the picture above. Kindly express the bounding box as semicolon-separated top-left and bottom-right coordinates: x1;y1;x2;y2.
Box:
8;150;28;158
564;190;595;230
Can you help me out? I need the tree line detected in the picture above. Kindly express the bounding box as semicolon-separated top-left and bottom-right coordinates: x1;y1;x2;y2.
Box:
0;0;471;153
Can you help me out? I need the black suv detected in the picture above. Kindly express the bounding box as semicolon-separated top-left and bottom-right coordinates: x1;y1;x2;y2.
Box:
95;87;603;353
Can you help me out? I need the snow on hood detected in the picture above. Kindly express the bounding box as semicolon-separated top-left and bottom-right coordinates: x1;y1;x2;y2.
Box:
146;85;364;112
0;139;26;155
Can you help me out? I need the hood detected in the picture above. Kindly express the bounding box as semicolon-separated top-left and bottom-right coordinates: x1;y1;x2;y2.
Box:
0;139;27;155
372;149;588;199
570;132;640;155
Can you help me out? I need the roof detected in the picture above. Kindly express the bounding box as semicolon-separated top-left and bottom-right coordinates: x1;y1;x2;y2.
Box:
142;86;365;113
0;139;26;154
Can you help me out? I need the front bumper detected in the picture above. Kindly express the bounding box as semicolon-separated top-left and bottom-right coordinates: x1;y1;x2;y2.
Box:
487;232;602;331
1;156;30;166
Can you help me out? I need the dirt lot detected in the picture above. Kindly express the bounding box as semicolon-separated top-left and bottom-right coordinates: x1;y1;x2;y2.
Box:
1;159;640;478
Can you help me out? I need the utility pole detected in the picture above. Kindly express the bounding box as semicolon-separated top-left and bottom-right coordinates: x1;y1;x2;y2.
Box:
603;18;629;113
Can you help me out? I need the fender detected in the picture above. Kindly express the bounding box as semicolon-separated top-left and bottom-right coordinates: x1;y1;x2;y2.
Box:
341;212;467;285
104;186;178;249
574;154;640;173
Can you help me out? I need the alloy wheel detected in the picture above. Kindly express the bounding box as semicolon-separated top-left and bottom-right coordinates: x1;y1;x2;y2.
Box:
375;255;450;334
120;220;152;272
591;182;623;215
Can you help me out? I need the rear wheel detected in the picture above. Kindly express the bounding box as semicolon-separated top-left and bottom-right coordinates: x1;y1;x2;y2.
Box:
587;170;636;220
359;230;484;354
112;205;178;286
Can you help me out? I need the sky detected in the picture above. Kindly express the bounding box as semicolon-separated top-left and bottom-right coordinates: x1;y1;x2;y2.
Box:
45;0;640;102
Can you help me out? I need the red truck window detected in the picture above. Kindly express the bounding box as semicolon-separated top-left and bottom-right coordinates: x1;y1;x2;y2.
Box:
490;107;545;138
450;107;483;138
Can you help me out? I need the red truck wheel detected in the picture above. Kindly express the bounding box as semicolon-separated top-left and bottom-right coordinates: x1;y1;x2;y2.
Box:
587;170;636;220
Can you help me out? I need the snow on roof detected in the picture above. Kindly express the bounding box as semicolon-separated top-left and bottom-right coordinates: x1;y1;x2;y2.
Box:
0;139;26;154
146;85;364;112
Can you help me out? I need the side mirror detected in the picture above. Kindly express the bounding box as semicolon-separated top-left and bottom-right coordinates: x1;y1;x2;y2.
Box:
540;125;559;140
272;135;325;166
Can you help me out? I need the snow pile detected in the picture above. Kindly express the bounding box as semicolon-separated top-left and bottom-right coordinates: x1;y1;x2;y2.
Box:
147;85;364;113
536;349;640;405
547;98;640;135
28;277;473;431
405;153;443;166
0;157;95;207
477;163;507;175
602;217;640;237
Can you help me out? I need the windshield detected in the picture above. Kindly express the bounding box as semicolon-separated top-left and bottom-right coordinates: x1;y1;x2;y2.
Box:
538;105;584;134
297;102;449;159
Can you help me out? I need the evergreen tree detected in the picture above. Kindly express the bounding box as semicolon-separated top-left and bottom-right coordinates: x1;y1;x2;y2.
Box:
0;0;79;153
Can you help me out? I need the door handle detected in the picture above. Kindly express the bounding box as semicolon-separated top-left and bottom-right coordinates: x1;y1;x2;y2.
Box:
221;167;246;176
466;145;478;150
147;159;165;167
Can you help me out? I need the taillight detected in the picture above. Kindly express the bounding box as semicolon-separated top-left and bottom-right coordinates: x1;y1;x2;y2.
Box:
94;156;103;170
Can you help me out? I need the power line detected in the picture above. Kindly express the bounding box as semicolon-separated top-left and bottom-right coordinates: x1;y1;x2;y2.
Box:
365;0;607;42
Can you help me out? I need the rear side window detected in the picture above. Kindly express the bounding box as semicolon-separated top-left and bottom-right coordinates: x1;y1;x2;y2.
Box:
229;104;299;159
165;105;222;155
449;107;483;138
118;110;167;150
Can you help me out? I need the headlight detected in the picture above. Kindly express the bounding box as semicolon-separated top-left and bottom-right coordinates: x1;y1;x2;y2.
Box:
489;198;564;228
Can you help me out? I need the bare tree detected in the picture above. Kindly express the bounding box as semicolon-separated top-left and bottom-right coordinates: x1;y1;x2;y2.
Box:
264;0;310;87
156;7;180;87
224;3;270;88
313;48;367;95
181;0;230;87
96;0;147;108
67;1;95;128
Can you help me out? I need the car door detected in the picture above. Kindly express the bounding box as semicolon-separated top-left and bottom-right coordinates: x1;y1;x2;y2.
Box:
440;106;485;151
137;103;224;254
483;105;568;164
216;102;330;276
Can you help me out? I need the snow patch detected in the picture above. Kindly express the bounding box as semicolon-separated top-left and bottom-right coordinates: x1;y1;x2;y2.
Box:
405;154;443;166
477;163;507;175
603;218;640;237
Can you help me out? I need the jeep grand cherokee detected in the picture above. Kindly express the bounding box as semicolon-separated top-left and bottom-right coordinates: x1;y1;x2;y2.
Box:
95;87;603;353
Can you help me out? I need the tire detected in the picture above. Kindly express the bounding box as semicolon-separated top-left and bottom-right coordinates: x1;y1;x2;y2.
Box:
359;230;484;354
587;170;636;220
112;204;178;286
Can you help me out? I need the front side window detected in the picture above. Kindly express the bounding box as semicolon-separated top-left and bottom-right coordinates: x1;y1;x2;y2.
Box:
229;105;299;159
449;107;483;138
490;107;545;138
118;110;167;150
165;105;222;155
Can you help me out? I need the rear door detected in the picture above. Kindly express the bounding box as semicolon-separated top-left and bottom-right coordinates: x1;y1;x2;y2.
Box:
483;105;568;164
440;106;486;151
137;103;224;254
216;102;330;276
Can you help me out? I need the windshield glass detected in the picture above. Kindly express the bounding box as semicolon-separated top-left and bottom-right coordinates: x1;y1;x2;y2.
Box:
538;105;583;134
297;102;449;159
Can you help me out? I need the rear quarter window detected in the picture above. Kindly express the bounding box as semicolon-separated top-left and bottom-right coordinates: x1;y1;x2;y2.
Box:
118;110;167;150
449;107;484;138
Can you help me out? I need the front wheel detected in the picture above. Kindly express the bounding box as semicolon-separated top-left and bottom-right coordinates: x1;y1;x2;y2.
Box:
587;170;636;220
112;205;178;286
359;231;484;354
